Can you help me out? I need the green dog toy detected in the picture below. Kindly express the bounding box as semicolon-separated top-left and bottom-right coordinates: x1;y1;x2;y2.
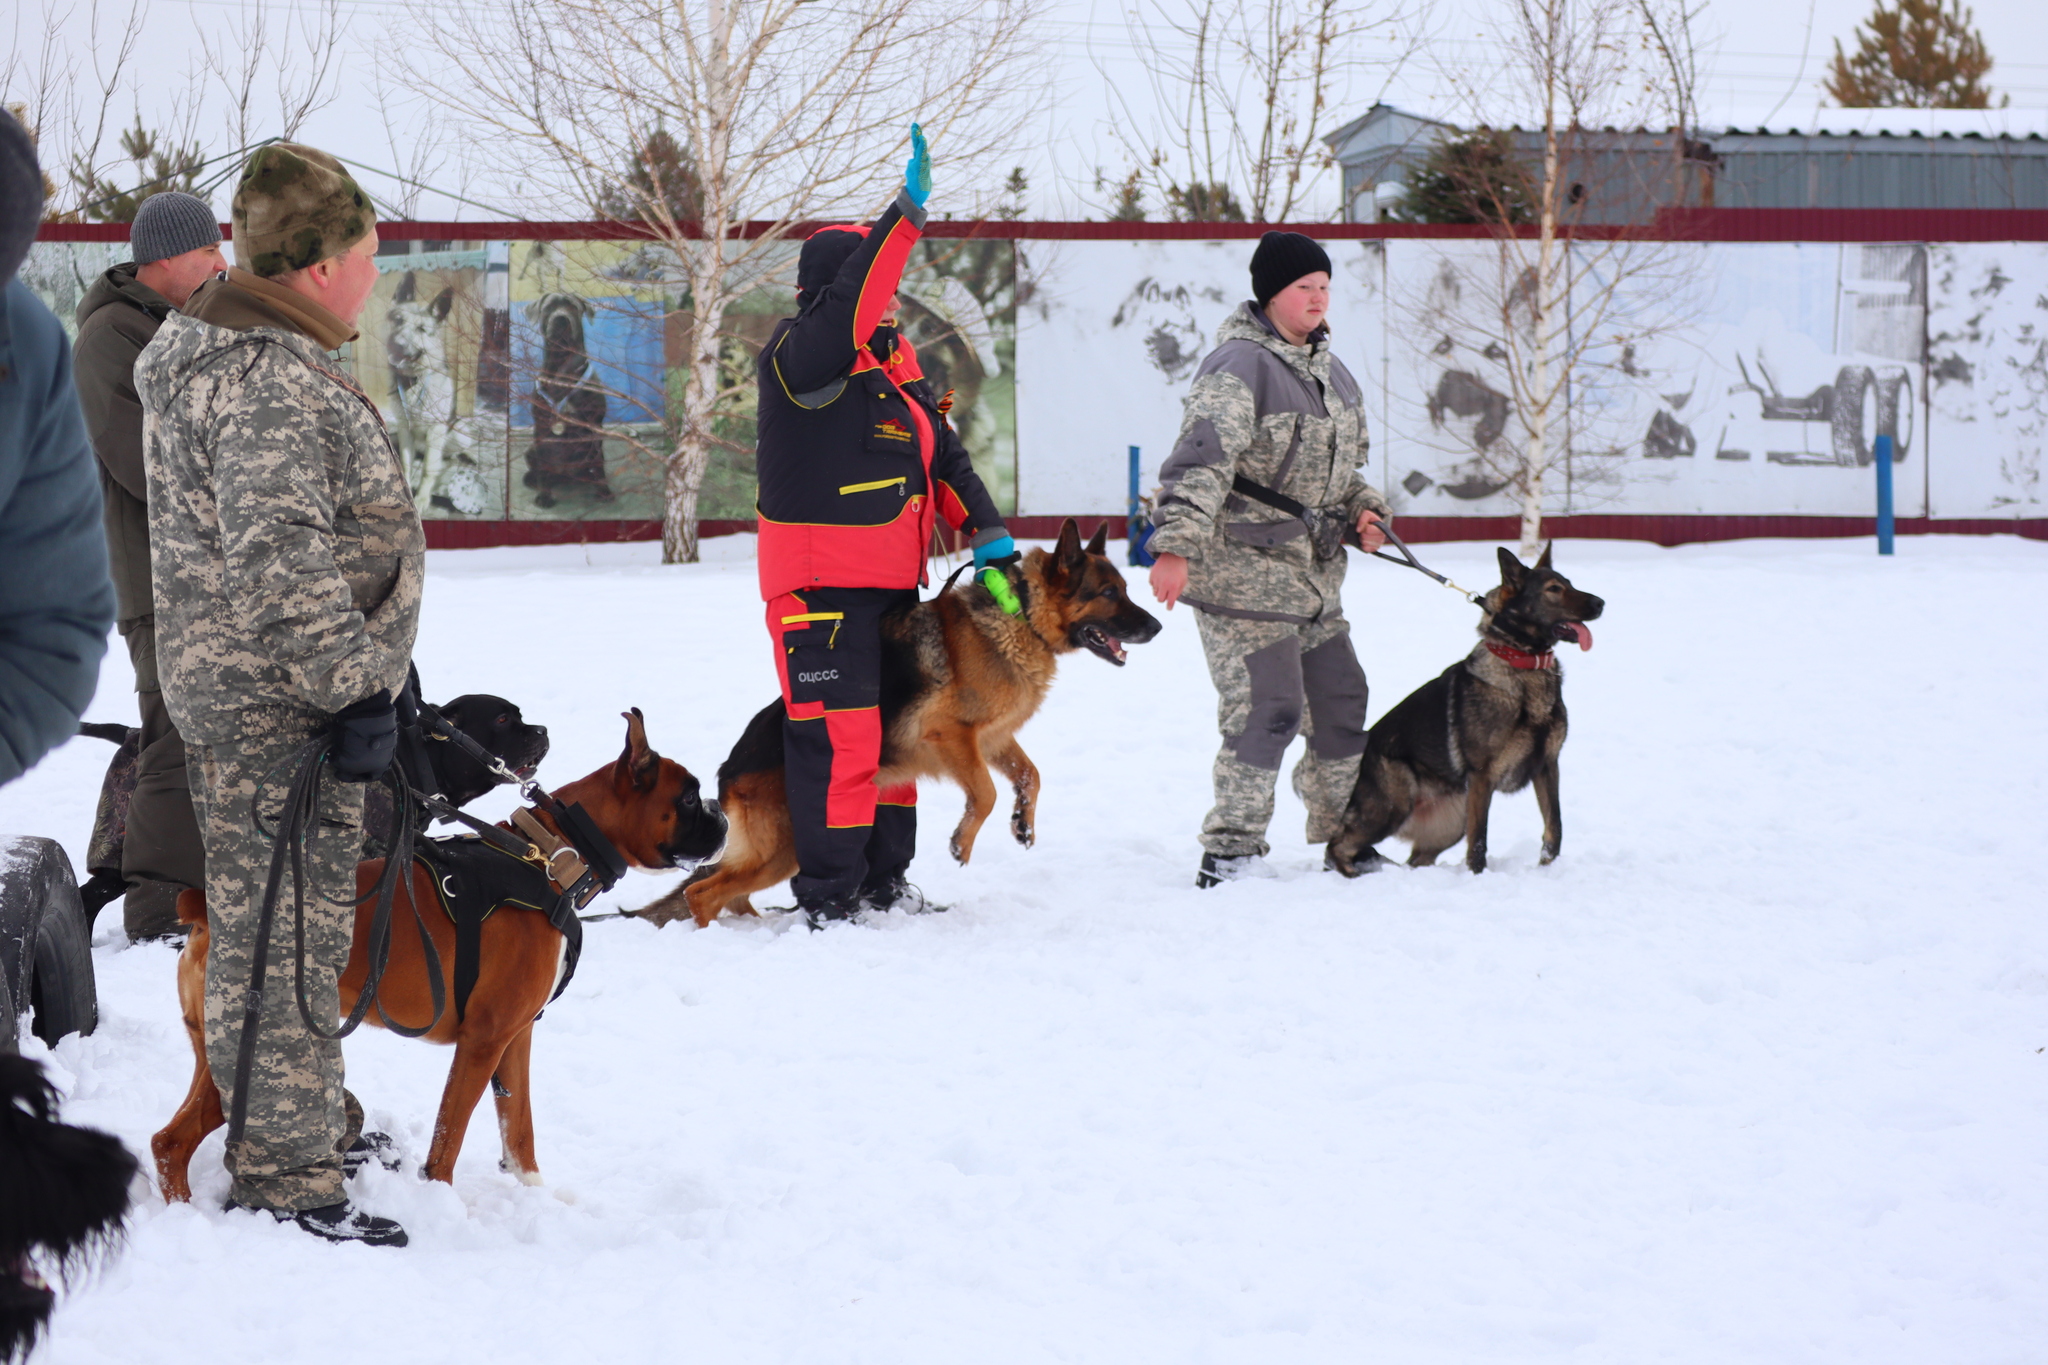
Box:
980;567;1021;615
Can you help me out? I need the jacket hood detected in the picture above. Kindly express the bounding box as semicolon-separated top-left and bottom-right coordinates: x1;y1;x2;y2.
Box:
76;263;174;330
136;308;328;403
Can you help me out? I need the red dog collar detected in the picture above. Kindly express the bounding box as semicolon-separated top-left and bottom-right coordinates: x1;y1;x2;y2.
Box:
1485;640;1555;670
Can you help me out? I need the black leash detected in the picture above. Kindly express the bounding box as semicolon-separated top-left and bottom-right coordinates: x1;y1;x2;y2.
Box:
223;735;448;1171
1369;524;1486;605
1228;472;1484;606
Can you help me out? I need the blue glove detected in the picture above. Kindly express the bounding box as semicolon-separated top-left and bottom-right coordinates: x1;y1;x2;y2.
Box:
904;123;931;207
972;533;1016;570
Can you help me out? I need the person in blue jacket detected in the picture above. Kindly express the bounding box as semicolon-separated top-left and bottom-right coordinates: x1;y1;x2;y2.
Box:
0;109;115;785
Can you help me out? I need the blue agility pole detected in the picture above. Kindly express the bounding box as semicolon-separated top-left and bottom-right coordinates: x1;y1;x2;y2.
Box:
1126;445;1149;567
1874;432;1895;555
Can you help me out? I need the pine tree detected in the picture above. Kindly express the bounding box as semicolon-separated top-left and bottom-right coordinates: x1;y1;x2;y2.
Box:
995;166;1029;221
1166;181;1245;223
1825;0;2003;109
1391;129;1536;226
596;127;705;224
1108;168;1146;221
69;120;206;223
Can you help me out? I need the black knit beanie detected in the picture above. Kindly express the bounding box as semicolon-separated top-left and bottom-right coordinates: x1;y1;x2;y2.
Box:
797;225;869;297
1250;231;1332;307
0;108;43;288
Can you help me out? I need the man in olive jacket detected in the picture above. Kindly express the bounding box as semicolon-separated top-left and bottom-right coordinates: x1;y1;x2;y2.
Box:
71;191;225;936
137;144;420;1246
1148;233;1390;888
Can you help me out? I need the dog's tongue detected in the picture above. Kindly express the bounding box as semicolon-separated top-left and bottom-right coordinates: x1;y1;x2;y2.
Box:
1568;621;1593;652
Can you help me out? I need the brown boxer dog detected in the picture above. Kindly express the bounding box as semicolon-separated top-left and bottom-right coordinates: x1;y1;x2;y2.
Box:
152;710;726;1197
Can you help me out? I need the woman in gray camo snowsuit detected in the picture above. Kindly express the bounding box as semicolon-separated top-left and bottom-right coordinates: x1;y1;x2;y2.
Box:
1147;232;1390;888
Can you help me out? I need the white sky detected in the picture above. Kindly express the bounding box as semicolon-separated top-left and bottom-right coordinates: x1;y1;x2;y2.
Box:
15;0;2048;222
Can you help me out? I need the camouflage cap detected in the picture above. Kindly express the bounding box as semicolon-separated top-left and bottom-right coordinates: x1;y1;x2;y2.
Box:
231;142;376;278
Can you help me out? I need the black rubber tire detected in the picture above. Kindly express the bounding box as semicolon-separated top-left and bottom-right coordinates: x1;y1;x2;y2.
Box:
1832;366;1876;466
30;887;97;1045
0;958;15;1053
0;836;97;1045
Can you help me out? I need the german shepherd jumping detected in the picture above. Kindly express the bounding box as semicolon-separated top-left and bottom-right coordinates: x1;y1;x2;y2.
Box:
638;520;1163;927
1326;545;1604;877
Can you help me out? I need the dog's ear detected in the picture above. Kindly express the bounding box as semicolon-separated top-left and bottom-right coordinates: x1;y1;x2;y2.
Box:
1053;518;1085;575
1496;545;1527;588
617;708;659;792
394;271;417;305
1534;541;1554;572
430;287;456;323
1084;523;1109;558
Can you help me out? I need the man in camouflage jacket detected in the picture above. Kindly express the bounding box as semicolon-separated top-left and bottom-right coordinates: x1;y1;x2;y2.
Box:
1148;232;1390;887
136;144;420;1245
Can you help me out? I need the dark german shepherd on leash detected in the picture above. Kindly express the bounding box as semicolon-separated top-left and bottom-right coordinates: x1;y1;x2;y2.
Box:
1326;545;1604;877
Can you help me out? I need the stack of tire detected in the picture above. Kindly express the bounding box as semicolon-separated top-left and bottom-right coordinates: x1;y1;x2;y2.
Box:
0;837;97;1051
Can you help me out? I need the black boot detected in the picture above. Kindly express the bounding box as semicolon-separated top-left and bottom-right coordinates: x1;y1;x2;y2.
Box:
342;1131;402;1179
228;1199;409;1247
859;874;945;916
1196;852;1261;889
800;890;865;931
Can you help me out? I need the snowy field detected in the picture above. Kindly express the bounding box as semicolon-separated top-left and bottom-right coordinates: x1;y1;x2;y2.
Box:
5;531;2046;1364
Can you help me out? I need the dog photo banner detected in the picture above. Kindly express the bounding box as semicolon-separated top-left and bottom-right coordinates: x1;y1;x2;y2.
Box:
21;225;2045;529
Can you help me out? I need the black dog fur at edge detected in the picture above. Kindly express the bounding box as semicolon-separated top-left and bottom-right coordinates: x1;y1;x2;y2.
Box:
0;1054;137;1363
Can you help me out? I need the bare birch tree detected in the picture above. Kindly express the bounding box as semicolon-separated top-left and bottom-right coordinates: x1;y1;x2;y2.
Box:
6;0;348;220
398;0;1043;563
1413;0;1709;552
1096;0;1417;223
199;0;345;169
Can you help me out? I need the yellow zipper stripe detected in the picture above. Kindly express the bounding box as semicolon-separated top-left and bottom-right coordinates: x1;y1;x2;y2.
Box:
780;612;846;625
839;476;907;495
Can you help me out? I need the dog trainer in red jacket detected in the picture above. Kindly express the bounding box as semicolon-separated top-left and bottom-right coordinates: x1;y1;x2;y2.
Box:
755;125;1013;926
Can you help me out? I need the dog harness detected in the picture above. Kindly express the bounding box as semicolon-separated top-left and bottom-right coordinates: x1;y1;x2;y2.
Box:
406;713;635;1019
412;832;584;1023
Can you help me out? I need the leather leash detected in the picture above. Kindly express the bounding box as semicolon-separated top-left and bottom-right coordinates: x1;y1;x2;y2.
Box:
1227;472;1485;606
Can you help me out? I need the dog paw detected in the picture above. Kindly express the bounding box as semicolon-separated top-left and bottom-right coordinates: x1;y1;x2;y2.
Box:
1011;811;1034;847
1539;846;1559;866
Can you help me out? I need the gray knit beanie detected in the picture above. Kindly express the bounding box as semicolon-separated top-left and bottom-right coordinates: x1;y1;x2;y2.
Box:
131;191;222;265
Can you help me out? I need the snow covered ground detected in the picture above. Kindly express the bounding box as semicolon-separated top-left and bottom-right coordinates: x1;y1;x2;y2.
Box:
5;532;2046;1364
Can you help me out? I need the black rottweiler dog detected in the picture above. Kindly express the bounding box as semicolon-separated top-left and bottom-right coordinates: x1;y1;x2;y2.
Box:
418;693;553;807
79;694;552;922
1327;545;1605;876
0;1054;136;1362
361;693;553;851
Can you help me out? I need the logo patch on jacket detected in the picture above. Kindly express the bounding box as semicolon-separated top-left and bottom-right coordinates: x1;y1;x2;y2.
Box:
872;419;915;443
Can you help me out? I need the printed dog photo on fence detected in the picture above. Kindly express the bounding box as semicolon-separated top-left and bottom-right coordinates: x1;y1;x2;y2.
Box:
18;239;133;344
350;249;505;519
508;240;668;520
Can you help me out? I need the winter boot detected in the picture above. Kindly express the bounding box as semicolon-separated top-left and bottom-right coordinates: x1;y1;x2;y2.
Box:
860;875;946;916
229;1199;409;1248
801;890;867;932
342;1130;402;1179
1196;852;1263;889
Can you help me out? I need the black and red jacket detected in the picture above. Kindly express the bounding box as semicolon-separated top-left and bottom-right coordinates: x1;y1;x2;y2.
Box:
754;190;1007;601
